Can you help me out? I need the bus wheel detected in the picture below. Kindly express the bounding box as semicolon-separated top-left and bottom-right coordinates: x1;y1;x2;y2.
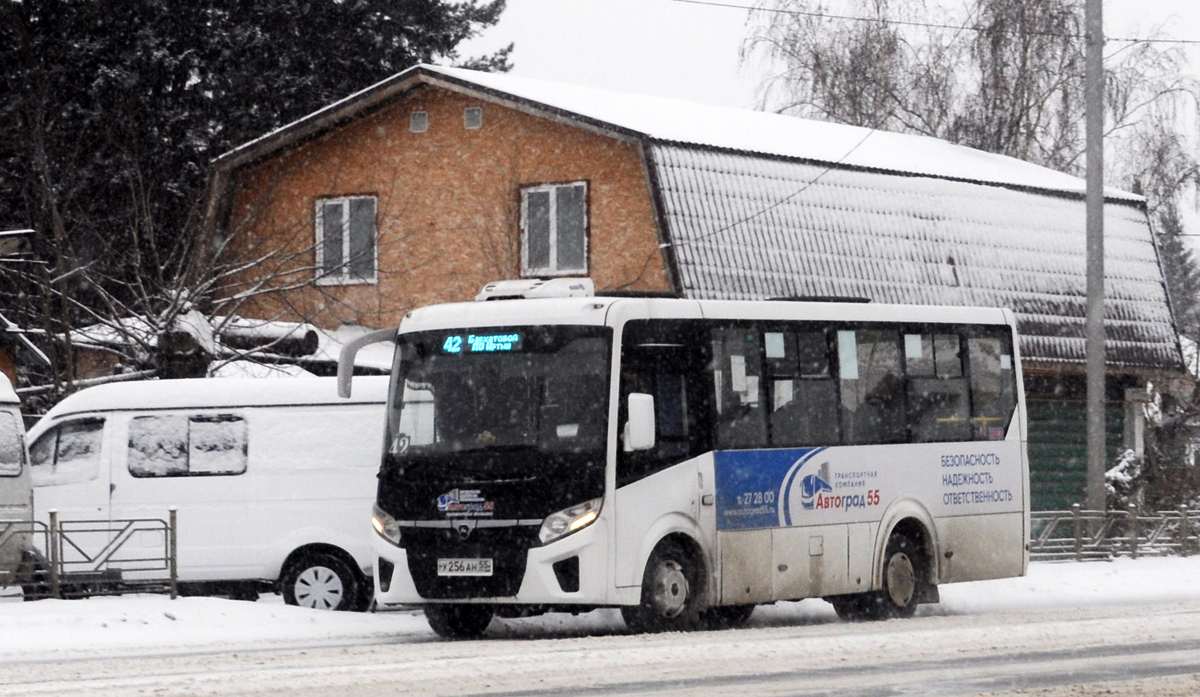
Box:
425;604;494;640
877;533;923;619
282;551;360;611
703;604;755;629
622;539;703;633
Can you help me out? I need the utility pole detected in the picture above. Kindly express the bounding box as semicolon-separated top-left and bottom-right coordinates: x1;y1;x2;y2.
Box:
1085;0;1107;512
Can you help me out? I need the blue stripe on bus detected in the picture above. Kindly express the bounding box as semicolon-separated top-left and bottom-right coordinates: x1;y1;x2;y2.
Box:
713;448;826;531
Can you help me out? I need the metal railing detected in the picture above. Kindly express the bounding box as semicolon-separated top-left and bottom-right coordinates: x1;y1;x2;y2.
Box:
1;509;177;599
1030;504;1200;561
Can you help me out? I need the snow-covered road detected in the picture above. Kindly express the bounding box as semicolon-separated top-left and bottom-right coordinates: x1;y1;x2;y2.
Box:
2;558;1200;696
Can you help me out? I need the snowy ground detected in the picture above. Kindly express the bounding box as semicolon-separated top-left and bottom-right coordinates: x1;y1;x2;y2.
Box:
1;556;1200;664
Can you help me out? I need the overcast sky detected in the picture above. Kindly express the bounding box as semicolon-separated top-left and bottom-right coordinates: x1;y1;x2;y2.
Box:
459;0;1200;111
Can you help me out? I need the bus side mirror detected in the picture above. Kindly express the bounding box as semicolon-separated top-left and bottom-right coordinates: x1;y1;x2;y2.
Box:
624;393;656;452
337;327;398;398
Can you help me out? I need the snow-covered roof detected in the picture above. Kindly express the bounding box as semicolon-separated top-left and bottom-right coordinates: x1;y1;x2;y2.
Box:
39;376;389;425
211;65;1180;373
215;64;1136;202
650;146;1180;371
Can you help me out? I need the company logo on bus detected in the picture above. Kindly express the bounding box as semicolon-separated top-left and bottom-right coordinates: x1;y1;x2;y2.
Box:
800;468;833;510
799;461;881;511
436;489;495;518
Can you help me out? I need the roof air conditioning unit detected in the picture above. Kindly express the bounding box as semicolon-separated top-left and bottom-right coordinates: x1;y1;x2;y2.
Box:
475;278;595;301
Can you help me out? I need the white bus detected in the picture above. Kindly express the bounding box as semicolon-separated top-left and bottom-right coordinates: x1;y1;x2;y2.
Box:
339;279;1029;638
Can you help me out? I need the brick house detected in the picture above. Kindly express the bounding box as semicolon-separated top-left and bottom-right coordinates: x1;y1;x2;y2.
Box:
202;65;1184;509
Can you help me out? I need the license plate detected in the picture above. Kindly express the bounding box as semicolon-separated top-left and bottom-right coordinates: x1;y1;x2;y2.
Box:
437;558;494;576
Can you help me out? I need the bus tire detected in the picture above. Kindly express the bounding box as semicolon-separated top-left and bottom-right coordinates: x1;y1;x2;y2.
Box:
622;539;703;633
425;604;494;639
875;532;924;619
703;604;755;629
281;551;360;612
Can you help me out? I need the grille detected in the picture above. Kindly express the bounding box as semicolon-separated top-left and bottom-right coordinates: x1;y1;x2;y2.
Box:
405;525;538;599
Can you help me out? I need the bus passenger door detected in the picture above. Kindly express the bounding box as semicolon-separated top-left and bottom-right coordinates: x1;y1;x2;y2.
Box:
614;328;709;589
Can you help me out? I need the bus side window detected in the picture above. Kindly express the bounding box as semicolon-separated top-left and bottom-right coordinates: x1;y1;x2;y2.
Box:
968;334;1017;440
767;331;839;446
838;329;905;445
712;327;767;449
905;333;971;442
618;367;691;486
617;320;706;487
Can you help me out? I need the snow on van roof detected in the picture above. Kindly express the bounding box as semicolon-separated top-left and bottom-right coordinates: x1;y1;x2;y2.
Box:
40;376;389;423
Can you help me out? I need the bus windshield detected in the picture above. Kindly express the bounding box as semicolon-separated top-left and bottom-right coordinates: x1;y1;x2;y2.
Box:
386;326;612;462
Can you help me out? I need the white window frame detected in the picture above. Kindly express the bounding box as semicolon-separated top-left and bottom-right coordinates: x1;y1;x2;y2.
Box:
315;196;378;285
520;182;588;277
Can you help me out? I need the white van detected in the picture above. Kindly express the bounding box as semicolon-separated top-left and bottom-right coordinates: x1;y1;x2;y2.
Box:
0;373;34;588
28;376;388;610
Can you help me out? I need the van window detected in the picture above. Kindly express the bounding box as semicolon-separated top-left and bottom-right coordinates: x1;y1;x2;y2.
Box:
0;410;23;476
29;419;105;486
128;414;247;477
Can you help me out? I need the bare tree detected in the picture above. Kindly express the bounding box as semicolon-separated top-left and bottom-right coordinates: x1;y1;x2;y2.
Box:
746;0;1200;200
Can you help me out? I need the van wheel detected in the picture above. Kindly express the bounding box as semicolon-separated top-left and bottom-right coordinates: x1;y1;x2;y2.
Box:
621;539;704;633
282;552;360;611
425;604;494;639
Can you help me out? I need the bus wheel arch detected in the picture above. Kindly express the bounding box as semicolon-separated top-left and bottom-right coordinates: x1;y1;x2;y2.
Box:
280;543;370;612
622;533;708;633
874;500;940;589
877;515;938;608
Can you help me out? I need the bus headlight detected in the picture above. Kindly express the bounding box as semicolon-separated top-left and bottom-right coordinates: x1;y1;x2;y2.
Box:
539;497;602;545
372;503;403;547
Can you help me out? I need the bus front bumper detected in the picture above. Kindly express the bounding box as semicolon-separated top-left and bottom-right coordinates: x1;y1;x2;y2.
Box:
372;520;608;606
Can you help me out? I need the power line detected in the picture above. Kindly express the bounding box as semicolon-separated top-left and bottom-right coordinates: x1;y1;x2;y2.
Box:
667;0;1200;46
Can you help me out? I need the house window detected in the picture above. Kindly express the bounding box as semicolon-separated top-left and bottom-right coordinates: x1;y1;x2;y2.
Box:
464;107;483;130
316;196;377;284
410;110;429;133
521;182;587;276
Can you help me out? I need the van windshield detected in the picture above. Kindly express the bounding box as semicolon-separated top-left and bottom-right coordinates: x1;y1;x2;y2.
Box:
385;326;611;460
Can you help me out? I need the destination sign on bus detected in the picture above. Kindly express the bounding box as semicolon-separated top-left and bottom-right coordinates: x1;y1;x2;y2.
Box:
441;332;523;354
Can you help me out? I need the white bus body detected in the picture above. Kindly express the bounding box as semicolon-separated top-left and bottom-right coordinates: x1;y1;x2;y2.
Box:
28;377;387;610
350;288;1029;636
